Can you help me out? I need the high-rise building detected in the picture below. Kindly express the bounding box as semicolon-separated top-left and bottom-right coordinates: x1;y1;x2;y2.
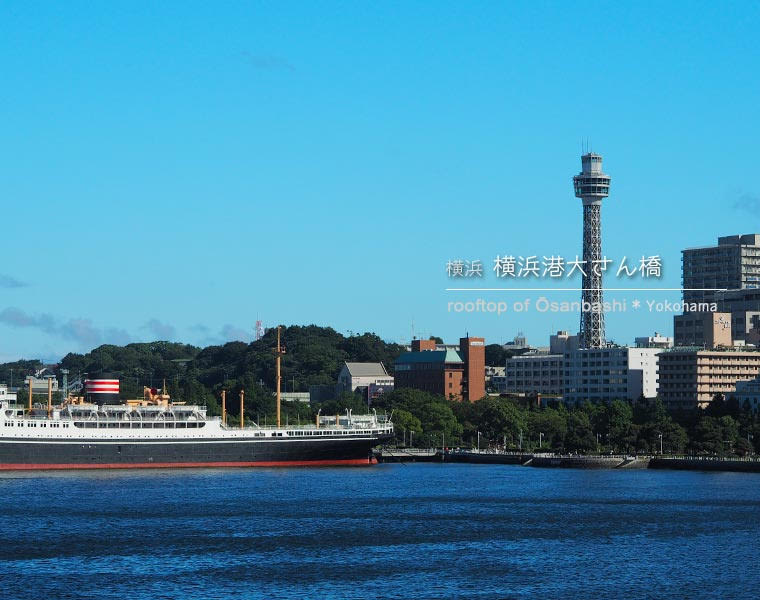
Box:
675;234;760;347
573;152;611;348
682;234;760;304
659;348;760;410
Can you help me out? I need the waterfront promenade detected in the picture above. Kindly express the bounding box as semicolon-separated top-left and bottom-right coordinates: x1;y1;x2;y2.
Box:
378;449;760;472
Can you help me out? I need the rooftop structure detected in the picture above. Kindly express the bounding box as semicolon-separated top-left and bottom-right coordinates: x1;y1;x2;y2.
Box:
634;332;674;349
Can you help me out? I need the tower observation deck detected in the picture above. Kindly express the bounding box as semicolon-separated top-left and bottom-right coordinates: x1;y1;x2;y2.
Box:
573;152;611;349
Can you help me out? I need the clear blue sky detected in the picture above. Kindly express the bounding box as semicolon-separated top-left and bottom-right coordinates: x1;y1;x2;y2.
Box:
2;1;759;361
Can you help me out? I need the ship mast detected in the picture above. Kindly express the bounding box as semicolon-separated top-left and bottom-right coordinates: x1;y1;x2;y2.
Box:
275;325;285;428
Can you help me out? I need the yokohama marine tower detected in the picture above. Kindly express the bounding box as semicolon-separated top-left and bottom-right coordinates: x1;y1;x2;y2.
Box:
573;152;611;349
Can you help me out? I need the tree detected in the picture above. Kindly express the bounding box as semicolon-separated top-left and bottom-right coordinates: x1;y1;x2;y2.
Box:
564;411;596;453
606;400;637;453
390;409;422;445
374;388;462;445
476;397;527;448
527;407;567;450
485;344;509;367
690;416;723;455
664;421;688;454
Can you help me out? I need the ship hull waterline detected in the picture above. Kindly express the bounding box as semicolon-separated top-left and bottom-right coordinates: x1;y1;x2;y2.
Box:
0;436;390;470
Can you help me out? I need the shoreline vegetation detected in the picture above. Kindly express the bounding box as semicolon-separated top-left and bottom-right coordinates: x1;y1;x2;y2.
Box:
2;326;759;460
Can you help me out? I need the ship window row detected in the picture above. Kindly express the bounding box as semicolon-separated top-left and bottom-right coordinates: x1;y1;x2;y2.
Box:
3;422;70;428
287;429;373;436
72;421;206;429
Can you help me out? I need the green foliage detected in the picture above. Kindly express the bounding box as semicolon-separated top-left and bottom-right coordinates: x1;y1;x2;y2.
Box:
315;392;367;416
0;359;43;387
564;411;597;453
2;326;404;425
476;397;527;448
486;345;532;367
374;388;462;447
527;408;568;450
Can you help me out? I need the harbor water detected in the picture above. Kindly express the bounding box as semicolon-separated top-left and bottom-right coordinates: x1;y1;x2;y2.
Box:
1;463;758;599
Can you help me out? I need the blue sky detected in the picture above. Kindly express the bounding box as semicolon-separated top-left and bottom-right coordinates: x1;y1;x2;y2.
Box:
1;1;759;361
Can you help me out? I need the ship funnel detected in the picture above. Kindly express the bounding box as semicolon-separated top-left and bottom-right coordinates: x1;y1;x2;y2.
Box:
84;375;121;405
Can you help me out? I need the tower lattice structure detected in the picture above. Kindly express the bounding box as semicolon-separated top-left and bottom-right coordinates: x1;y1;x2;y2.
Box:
573;152;611;349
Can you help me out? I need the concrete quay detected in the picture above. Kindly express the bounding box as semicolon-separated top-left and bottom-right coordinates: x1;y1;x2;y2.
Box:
377;449;649;468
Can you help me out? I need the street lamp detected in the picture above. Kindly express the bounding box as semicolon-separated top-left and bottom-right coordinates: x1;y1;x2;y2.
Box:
477;430;480;452
539;432;544;449
658;433;663;455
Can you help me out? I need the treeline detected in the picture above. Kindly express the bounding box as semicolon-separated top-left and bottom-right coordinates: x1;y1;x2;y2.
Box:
1;326;406;426
369;389;760;457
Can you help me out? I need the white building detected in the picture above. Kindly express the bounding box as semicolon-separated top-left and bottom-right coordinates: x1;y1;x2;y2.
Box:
500;353;564;395
336;362;394;395
0;385;16;403
635;332;674;349
564;346;662;404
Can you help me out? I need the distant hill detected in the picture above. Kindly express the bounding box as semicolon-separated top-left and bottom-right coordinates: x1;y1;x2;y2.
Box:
0;325;405;417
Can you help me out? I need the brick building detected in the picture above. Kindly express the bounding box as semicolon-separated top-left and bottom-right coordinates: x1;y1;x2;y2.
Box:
394;337;485;402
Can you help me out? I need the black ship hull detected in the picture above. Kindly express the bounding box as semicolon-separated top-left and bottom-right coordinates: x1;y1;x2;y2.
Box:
0;434;393;470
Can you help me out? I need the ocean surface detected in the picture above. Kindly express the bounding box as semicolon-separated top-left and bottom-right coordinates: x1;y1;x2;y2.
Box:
0;464;758;600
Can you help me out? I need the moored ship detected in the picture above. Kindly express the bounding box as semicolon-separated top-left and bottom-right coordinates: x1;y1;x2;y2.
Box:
0;327;393;470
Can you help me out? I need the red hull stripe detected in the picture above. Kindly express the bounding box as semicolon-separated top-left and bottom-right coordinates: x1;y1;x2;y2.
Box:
0;458;377;470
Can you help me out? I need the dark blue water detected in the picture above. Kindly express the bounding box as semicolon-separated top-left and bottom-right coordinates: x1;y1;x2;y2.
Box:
0;464;758;599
